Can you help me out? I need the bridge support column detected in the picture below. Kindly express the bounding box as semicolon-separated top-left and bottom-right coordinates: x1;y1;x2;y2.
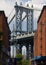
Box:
26;45;29;60
15;4;23;34
26;44;33;60
27;9;33;32
19;44;22;54
29;44;31;59
16;44;22;54
31;45;34;58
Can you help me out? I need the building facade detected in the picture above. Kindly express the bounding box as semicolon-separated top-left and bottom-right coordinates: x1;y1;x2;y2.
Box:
34;6;46;56
34;6;46;65
0;11;11;49
0;11;11;65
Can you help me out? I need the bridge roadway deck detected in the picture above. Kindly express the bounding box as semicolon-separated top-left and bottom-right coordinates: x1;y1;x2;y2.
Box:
11;32;35;40
10;32;35;45
10;32;35;59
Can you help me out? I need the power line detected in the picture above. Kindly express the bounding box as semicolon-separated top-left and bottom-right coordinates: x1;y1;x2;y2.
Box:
8;7;15;17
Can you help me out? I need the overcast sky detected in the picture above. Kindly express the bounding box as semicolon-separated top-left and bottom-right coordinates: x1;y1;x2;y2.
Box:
0;0;45;31
0;0;46;16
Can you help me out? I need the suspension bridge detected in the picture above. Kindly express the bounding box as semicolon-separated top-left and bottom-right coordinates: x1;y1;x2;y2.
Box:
8;2;41;59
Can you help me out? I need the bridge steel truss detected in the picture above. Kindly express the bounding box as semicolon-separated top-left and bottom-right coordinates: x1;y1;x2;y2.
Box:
15;3;33;34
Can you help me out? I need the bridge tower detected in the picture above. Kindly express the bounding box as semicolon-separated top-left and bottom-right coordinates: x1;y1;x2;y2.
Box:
9;2;34;60
15;2;33;34
14;2;34;59
9;2;36;60
9;2;41;59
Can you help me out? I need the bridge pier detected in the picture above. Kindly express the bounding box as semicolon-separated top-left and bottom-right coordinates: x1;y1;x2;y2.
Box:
26;44;29;60
26;44;33;60
15;37;34;60
31;44;34;58
16;44;22;54
18;44;22;54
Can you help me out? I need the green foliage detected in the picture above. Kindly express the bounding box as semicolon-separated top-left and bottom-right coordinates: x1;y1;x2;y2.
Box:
15;54;22;65
22;59;30;65
16;53;23;59
17;60;22;65
15;54;30;65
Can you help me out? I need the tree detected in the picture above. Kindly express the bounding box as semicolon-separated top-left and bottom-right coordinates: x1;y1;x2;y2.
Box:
22;59;30;65
16;53;23;59
15;54;23;65
15;54;30;65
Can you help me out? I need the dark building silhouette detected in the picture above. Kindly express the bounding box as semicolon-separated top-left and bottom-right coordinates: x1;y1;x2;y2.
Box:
0;11;11;48
0;11;11;65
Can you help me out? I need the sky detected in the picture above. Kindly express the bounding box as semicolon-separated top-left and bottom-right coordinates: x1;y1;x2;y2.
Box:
0;0;46;57
0;0;28;16
0;0;46;30
0;0;46;16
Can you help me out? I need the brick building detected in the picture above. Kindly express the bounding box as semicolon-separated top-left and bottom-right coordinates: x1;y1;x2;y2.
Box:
34;6;46;65
0;11;11;65
0;11;11;48
34;6;46;56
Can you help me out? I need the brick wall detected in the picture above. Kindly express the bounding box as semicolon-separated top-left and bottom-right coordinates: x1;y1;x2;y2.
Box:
34;6;46;56
0;11;10;48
